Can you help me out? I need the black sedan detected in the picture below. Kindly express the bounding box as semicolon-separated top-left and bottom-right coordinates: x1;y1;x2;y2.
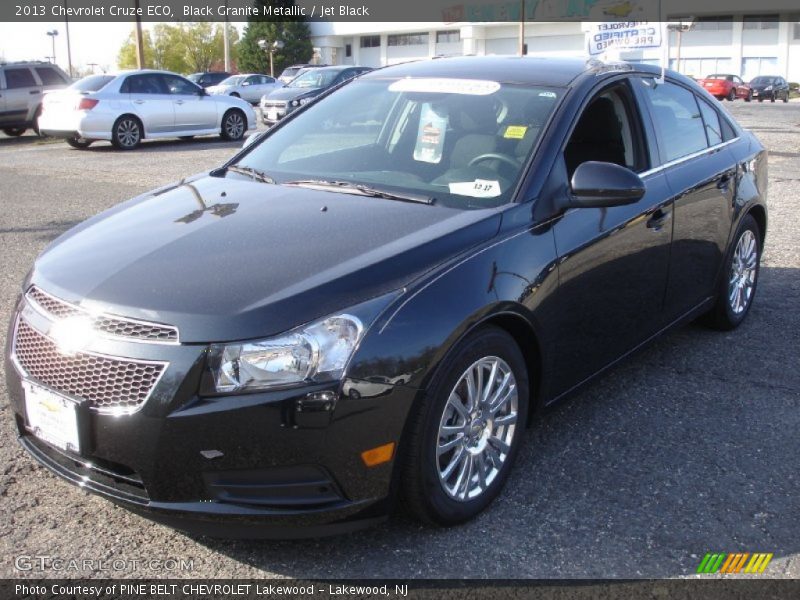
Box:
5;57;767;538
750;75;790;103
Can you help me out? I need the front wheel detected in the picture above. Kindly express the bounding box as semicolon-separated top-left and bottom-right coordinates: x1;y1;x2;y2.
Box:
745;90;752;102
783;92;789;103
704;214;761;330
401;326;529;526
2;127;26;137
220;109;245;141
727;89;736;101
111;116;142;150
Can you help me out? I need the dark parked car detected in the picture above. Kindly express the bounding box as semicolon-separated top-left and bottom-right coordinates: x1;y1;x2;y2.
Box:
749;75;790;103
260;65;372;125
276;63;327;85
5;57;767;538
186;71;230;89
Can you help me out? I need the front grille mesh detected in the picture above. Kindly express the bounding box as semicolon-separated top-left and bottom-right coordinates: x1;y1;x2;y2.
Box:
26;286;179;343
13;320;166;412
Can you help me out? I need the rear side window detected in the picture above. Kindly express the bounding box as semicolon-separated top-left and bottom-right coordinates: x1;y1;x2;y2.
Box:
35;67;67;85
122;74;166;94
4;68;36;88
70;75;114;92
696;98;723;146
640;80;708;163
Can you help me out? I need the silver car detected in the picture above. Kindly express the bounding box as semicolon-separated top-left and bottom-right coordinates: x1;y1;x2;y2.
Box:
206;74;281;104
37;70;257;150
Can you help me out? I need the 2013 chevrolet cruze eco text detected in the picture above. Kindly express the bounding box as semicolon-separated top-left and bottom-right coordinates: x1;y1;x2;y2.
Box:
5;57;767;538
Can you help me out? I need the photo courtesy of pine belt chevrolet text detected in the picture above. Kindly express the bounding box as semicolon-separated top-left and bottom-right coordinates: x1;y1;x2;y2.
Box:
4;56;767;538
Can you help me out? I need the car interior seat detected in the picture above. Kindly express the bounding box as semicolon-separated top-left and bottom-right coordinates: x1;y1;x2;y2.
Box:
564;96;626;177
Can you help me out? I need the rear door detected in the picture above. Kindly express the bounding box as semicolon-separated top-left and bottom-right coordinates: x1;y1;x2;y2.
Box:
121;73;174;134
546;78;674;396
0;67;39;126
161;73;217;132
636;78;737;319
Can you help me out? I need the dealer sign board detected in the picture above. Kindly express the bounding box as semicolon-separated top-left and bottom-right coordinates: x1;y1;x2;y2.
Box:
585;21;662;56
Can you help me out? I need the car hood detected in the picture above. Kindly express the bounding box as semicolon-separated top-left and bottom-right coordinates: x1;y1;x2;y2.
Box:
30;176;501;343
750;83;772;90
265;86;323;102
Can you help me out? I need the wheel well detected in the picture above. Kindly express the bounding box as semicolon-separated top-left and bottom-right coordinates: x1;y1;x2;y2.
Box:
481;313;543;425
115;114;145;139
747;205;767;250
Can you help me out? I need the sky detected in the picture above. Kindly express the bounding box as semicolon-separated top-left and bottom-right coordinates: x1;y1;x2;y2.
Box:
0;22;246;74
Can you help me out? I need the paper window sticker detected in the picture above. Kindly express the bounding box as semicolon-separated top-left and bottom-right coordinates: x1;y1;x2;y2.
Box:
448;179;502;198
504;125;528;139
413;103;448;164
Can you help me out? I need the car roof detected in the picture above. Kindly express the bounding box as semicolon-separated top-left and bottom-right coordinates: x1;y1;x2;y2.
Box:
361;56;662;87
313;65;363;73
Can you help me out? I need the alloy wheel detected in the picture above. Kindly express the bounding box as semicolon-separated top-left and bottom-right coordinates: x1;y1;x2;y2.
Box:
728;229;758;315
436;356;518;502
224;112;244;140
116;119;140;148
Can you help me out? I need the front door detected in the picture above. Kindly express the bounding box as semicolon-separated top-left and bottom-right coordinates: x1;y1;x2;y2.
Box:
123;73;175;134
161;74;217;132
547;80;673;397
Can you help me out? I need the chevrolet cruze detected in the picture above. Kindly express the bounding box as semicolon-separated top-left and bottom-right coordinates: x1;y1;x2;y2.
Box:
5;57;767;538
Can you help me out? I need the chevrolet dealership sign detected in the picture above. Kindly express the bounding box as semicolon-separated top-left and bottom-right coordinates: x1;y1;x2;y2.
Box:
585;21;662;56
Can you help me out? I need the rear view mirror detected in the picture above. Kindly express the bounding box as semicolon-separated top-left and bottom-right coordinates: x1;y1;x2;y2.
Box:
569;161;645;208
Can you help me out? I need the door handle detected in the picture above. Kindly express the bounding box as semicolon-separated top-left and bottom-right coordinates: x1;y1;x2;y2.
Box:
646;208;671;231
175;100;184;105
133;99;145;104
29;90;40;95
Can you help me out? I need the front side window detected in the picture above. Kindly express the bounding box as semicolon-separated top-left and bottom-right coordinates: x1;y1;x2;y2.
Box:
162;74;199;95
4;68;36;88
640;80;708;163
237;78;562;209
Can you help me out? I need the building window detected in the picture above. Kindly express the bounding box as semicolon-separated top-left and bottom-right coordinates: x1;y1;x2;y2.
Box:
794;23;800;40
345;44;352;58
692;17;733;30
388;33;429;46
359;35;380;49
742;57;779;81
436;30;460;44
743;15;779;30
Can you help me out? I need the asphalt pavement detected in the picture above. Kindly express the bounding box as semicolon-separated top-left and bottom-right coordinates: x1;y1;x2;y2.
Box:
0;102;798;579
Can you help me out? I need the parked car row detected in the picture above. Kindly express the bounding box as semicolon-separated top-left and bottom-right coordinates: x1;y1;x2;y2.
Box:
696;73;791;103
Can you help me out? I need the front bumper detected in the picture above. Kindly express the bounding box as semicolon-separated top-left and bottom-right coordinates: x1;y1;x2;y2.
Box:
5;291;417;538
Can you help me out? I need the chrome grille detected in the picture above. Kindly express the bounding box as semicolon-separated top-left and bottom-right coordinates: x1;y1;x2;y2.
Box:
25;286;179;343
262;101;287;109
13;319;166;413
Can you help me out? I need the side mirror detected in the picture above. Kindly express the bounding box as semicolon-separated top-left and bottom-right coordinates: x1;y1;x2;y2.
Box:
242;81;251;86
568;161;645;208
196;88;207;96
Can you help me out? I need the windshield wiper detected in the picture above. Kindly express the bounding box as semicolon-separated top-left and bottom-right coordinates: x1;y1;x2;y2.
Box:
210;164;276;184
283;179;435;205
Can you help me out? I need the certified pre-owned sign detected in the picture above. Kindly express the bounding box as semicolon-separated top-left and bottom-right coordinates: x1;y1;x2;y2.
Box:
585;21;662;55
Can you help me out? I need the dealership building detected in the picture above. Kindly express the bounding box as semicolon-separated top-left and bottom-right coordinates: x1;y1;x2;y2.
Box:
309;12;800;82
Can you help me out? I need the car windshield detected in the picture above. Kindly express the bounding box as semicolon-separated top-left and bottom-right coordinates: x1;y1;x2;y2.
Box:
69;75;114;92
288;69;340;89
236;78;562;209
220;75;245;86
282;68;301;78
751;76;776;84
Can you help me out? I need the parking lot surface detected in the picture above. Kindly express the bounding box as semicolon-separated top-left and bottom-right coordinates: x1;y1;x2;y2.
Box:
0;103;798;579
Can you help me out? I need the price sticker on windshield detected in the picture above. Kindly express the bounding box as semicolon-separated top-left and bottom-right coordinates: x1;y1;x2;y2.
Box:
449;179;502;198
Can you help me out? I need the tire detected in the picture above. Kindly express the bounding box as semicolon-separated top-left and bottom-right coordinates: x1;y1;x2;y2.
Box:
2;127;26;137
770;94;776;103
220;109;246;141
745;90;752;102
65;136;92;149
758;97;764;103
401;325;529;526
704;214;761;331
727;89;736;101
32;105;43;136
783;92;789;103
111;115;142;150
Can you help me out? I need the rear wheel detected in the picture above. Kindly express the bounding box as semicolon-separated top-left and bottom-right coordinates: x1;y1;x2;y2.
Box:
401;326;529;526
727;89;736;101
2;127;26;137
704;214;761;330
111;116;142;150
220;109;245;141
66;136;92;149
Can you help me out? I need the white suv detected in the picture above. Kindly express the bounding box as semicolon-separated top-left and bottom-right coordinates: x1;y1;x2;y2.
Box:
0;61;70;136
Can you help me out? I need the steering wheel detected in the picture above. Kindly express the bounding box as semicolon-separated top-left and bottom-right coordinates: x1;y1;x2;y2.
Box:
468;153;521;170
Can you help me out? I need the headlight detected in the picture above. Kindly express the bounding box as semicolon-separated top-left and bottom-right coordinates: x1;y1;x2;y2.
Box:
299;97;313;105
208;314;364;393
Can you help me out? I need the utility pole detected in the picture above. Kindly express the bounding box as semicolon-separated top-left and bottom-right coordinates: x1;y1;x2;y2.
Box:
134;0;145;69
46;29;58;64
223;0;231;71
63;0;73;77
519;0;526;56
